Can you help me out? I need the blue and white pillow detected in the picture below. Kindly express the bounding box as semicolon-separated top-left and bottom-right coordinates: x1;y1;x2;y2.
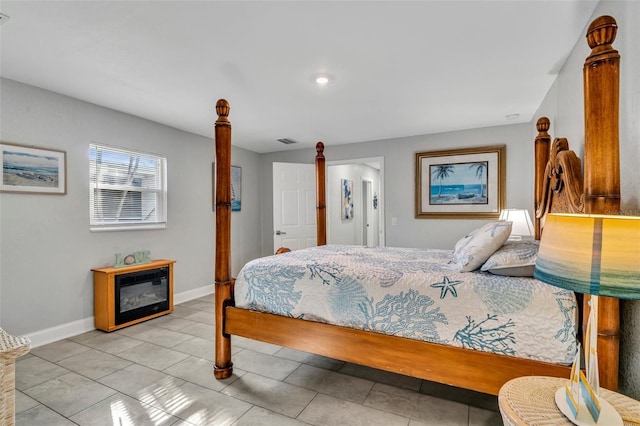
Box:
453;220;512;272
481;239;539;277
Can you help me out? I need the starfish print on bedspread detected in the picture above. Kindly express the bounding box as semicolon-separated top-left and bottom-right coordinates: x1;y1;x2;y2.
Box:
431;276;463;299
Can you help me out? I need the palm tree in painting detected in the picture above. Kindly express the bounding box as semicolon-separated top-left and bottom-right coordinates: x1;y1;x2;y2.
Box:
469;162;487;197
431;165;455;198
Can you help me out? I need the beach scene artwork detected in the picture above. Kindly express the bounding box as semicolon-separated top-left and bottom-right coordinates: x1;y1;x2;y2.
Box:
1;143;66;194
429;161;489;205
416;145;504;219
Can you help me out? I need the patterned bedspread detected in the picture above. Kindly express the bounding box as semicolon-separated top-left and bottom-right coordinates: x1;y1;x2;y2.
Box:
234;245;578;365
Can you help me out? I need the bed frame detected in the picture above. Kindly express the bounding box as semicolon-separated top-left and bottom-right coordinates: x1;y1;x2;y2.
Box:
213;15;621;395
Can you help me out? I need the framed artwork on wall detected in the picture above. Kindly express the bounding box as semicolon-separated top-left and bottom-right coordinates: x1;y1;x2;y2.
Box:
212;162;216;211
0;142;67;194
415;145;505;219
212;163;242;212
341;178;354;219
231;165;242;211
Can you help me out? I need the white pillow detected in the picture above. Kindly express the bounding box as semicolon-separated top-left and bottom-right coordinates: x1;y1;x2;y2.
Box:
453;220;512;272
480;240;539;277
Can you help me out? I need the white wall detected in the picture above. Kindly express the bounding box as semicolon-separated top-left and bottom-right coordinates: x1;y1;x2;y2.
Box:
327;164;380;246
259;122;534;256
535;1;640;398
0;78;261;344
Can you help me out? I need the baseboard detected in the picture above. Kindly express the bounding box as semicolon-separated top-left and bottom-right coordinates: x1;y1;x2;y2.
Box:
24;283;215;348
24;317;96;349
174;283;214;305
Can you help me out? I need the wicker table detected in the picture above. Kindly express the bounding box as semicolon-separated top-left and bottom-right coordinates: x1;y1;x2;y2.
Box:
1;328;31;426
498;376;640;426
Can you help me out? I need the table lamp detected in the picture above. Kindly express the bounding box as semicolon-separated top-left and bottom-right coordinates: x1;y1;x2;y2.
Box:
499;209;534;241
534;213;640;425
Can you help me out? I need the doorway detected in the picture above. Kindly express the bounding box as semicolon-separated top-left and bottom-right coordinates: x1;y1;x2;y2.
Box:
327;157;384;247
272;157;385;252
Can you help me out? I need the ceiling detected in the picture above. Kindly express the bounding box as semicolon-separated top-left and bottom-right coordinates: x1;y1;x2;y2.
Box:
0;1;599;154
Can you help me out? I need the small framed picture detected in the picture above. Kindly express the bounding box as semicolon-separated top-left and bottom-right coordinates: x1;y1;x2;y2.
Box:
1;142;67;194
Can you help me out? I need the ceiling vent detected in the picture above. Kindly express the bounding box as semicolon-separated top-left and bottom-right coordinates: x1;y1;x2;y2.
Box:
0;13;11;26
277;138;298;145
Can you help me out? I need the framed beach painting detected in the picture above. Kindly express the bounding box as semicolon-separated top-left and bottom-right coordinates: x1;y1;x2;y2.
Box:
1;142;66;194
415;145;505;219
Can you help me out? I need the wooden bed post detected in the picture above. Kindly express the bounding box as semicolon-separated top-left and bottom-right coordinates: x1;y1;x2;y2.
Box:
583;15;620;391
315;142;327;246
213;99;234;379
534;117;551;240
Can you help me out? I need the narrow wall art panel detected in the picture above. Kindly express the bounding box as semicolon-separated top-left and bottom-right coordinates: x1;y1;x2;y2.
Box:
341;178;353;220
231;165;242;211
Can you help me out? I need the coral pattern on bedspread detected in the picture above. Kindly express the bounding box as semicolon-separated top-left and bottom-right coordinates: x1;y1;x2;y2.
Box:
235;245;578;364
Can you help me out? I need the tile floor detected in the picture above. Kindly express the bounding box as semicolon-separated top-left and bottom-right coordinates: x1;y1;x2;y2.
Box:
15;294;502;425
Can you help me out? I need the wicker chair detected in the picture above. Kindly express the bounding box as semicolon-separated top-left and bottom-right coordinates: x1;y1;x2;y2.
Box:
0;328;31;426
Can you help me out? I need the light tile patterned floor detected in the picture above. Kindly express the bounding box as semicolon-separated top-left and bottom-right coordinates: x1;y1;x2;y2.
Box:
15;295;502;425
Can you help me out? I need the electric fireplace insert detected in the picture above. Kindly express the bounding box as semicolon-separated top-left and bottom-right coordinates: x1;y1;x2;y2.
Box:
114;266;169;325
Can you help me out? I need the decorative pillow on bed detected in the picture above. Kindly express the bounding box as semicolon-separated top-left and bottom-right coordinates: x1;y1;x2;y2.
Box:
453;220;512;272
480;239;539;277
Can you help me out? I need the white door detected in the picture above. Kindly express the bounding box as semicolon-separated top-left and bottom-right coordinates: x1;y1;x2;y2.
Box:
273;162;317;253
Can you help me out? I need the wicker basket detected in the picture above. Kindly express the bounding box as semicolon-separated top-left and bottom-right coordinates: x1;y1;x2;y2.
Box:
499;376;640;426
1;328;31;426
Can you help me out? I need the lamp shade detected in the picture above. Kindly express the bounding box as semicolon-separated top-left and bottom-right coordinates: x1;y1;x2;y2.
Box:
534;214;640;299
499;209;534;238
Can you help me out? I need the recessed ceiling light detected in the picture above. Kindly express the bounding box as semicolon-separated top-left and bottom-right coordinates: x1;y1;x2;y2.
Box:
313;73;332;85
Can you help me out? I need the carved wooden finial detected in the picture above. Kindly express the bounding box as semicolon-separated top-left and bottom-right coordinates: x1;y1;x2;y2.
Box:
536;117;550;134
586;15;617;49
316;141;324;154
215;99;230;123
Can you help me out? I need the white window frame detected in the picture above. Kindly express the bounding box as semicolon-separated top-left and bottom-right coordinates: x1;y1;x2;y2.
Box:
89;143;167;232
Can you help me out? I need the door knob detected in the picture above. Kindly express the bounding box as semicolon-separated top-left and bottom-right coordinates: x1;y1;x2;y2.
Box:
275;230;287;235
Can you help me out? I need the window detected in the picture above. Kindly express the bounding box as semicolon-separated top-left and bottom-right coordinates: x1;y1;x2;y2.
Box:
89;144;167;231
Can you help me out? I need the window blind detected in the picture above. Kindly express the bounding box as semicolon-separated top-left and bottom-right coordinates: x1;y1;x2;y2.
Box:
89;144;167;231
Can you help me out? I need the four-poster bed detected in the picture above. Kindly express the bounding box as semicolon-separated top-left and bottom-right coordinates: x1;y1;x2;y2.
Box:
213;15;622;395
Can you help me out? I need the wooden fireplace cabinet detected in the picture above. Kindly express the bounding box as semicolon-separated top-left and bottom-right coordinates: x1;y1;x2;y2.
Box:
92;259;175;332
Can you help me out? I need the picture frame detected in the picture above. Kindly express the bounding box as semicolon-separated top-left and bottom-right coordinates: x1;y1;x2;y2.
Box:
212;163;242;212
341;178;354;219
211;161;216;211
415;145;505;219
231;165;241;212
1;142;67;194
